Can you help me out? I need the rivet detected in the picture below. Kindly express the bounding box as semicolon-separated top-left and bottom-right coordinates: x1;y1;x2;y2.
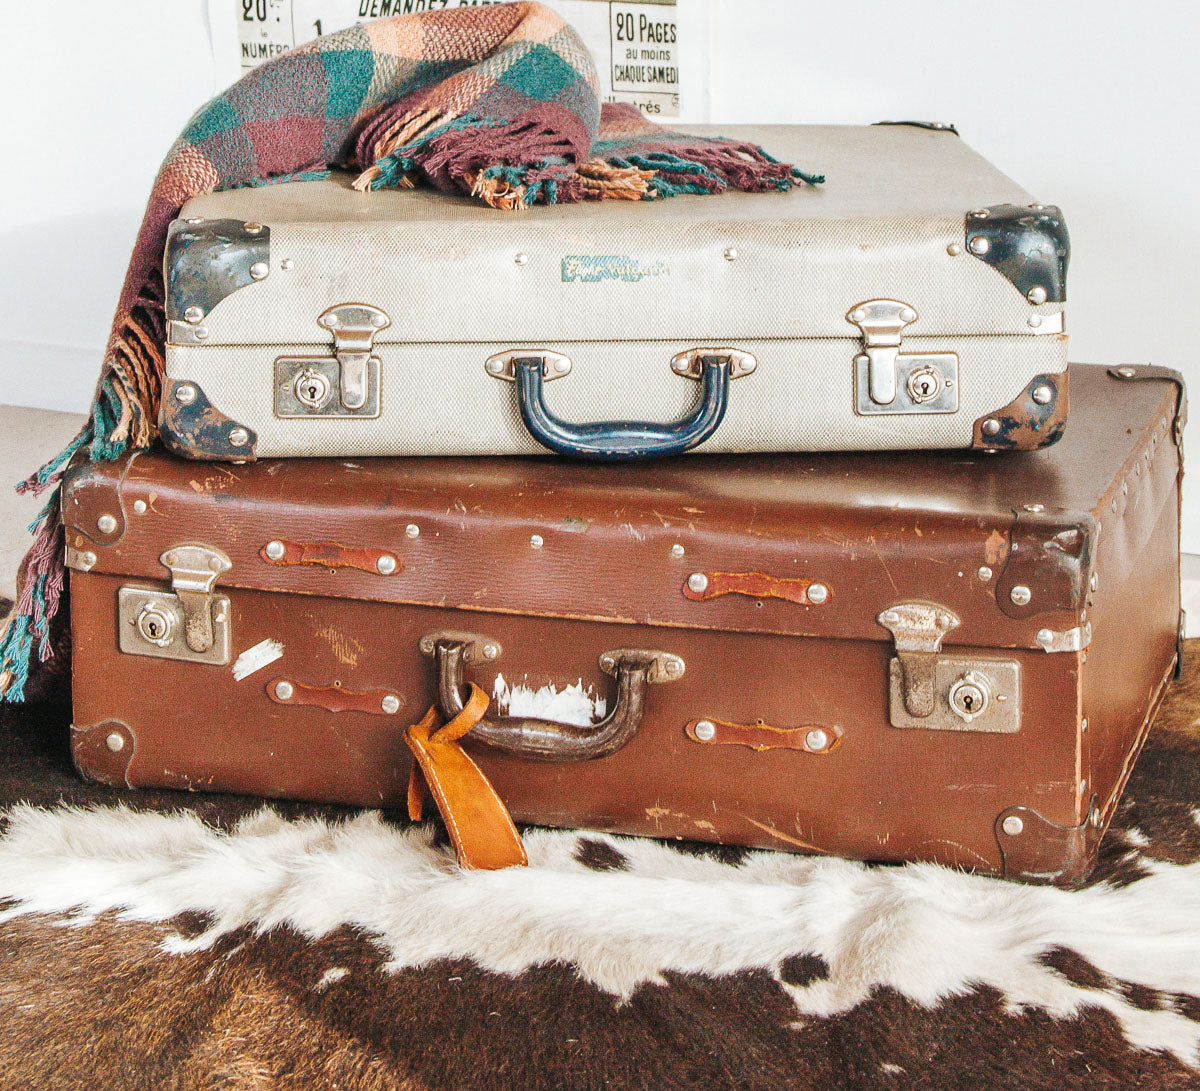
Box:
1001;815;1024;836
400;524;419;540
185;217;202;224
1030;203;1046;210
665;660;682;676
376;554;397;575
1027;314;1045;329
851;308;866;323
978;566;993;581
249;261;269;280
1031;384;1053;405
1010;585;1032;606
687;572;709;594
671;543;685;558
1117;366;1136;378
968;236;990;255
553;358;570;374
132;500;147;515
1082;717;1089;733
899;307;917;323
1090;573;1099;592
937;612;953;628
81;551;97;569
946;242;962;256
381;694;401;714
486;359;504;373
96;514;118;534
882;610;899;624
264;540;285;561
322;313;339;328
723;247;738;261
970;209;989;219
175;384;197;405
105;732;125;753
694;720;716;741
243;222;263;234
280;258;294;271
371;313;387;328
1037;628;1054;644
1080;779;1087;793
530;534;544;549
194;326;209;340
514;252;529;266
274;680;294;701
228;427;250;447
1027;286;1048;305
808;583;829;605
805;728;829;751
981;418;1001;437
1023;502;1044;513
483;643;500;661
183;305;204;324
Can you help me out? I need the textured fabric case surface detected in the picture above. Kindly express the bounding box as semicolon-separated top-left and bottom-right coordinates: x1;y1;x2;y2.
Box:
164;124;1069;458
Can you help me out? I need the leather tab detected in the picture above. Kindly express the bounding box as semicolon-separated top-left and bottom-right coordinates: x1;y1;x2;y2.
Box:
404;684;527;870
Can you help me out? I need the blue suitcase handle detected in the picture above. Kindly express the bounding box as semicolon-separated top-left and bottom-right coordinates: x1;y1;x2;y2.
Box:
506;351;750;460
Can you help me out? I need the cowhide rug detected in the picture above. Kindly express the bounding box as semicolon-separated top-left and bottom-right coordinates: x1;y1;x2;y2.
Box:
0;647;1198;1088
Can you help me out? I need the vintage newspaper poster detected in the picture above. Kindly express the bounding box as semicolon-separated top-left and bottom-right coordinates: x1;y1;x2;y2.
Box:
212;0;697;119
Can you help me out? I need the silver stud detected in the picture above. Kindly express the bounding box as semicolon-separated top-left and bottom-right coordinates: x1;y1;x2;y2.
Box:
1030;203;1046;210
899;307;917;324
1117;366;1136;378
1090;573;1099;592
981;418;1001;437
243;222;263;234
485;359;504;374
970;209;989;219
1037;628;1054;644
322;313;339;328
723;247;738;261
264;540;286;561
1082;718;1089;733
371;313;388;328
482;643;500;661
1023;502;1044;513
694;720;716;741
105;732;125;753
804;728;830;751
228;427;250;447
274;680;294;701
882;610;899;624
808;583;829;605
381;694;401;714
81;551;97;570
97;514;118;534
405;523;420;539
851;308;866;323
280;258;294;271
1009;585;1032;606
530;534;544;549
249;261;269;281
194;326;209;340
132;500;147;515
968;236;990;255
514;252;529;266
1031;384;1053;405
183;305;204;324
376;554;397;575
1001;815;1024;836
553;358;570;374
185;217;202;225
978;566;993;581
175;384;197;405
687;572;709;594
947;243;963;257
665;660;682;677
1028;315;1043;328
670;543;685;558
1027;286;1048;305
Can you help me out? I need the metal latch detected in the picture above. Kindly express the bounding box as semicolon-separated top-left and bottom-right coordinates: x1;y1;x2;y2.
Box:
879;602;1021;732
118;544;232;664
847;300;959;416
274;303;390;418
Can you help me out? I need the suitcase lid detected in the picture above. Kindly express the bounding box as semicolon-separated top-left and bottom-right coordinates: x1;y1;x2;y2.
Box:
165;124;1067;350
63;366;1177;655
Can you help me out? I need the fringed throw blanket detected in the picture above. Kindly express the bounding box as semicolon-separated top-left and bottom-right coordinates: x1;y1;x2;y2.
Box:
0;1;820;701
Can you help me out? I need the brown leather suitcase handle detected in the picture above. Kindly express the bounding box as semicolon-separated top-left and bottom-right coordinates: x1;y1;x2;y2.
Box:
422;634;685;762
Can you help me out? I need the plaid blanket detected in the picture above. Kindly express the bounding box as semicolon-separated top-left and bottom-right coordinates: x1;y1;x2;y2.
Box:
0;1;820;701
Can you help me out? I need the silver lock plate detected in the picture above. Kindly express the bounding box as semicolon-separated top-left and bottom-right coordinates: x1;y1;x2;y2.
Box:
118;587;231;665
888;656;1020;732
854;352;959;415
275;355;381;418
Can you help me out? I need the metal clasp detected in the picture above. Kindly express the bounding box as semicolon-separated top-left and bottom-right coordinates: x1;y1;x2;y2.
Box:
847;300;958;415
274;303;390;418
118;544;232;664
878;602;960;718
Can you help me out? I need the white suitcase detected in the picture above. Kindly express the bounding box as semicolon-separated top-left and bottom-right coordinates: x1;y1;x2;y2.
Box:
161;123;1069;461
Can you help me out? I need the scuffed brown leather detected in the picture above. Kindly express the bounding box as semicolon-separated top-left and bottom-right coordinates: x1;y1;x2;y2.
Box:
684;718;840;753
682;570;823;606
267;678;404;716
258;539;399;575
405;684;527;871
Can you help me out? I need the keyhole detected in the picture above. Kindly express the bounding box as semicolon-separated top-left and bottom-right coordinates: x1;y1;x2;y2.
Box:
962;693;975;711
146;619;161;638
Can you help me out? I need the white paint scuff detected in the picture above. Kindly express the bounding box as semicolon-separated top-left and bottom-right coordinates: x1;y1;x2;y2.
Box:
232;639;284;681
0;805;1197;1065
492;673;606;726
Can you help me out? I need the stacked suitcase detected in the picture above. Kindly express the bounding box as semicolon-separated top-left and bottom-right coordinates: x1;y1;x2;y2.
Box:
62;123;1184;885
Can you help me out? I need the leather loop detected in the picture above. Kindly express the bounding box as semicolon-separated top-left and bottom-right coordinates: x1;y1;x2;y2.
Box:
404;684;527;870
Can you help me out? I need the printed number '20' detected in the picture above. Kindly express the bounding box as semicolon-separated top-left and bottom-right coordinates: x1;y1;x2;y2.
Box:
243;0;267;21
615;12;636;41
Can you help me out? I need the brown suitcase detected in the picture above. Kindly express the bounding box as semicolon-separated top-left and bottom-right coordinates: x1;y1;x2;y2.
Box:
63;364;1183;885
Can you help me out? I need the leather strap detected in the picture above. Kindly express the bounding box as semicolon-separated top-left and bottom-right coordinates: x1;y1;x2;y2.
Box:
404;683;528;870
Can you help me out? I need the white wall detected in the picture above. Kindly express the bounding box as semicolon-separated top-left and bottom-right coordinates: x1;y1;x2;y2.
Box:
2;1;1198;543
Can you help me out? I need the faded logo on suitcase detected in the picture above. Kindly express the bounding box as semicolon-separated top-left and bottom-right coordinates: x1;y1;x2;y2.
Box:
561;256;671;283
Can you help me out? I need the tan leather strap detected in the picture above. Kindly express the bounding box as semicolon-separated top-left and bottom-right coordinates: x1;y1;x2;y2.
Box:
404;683;528;870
